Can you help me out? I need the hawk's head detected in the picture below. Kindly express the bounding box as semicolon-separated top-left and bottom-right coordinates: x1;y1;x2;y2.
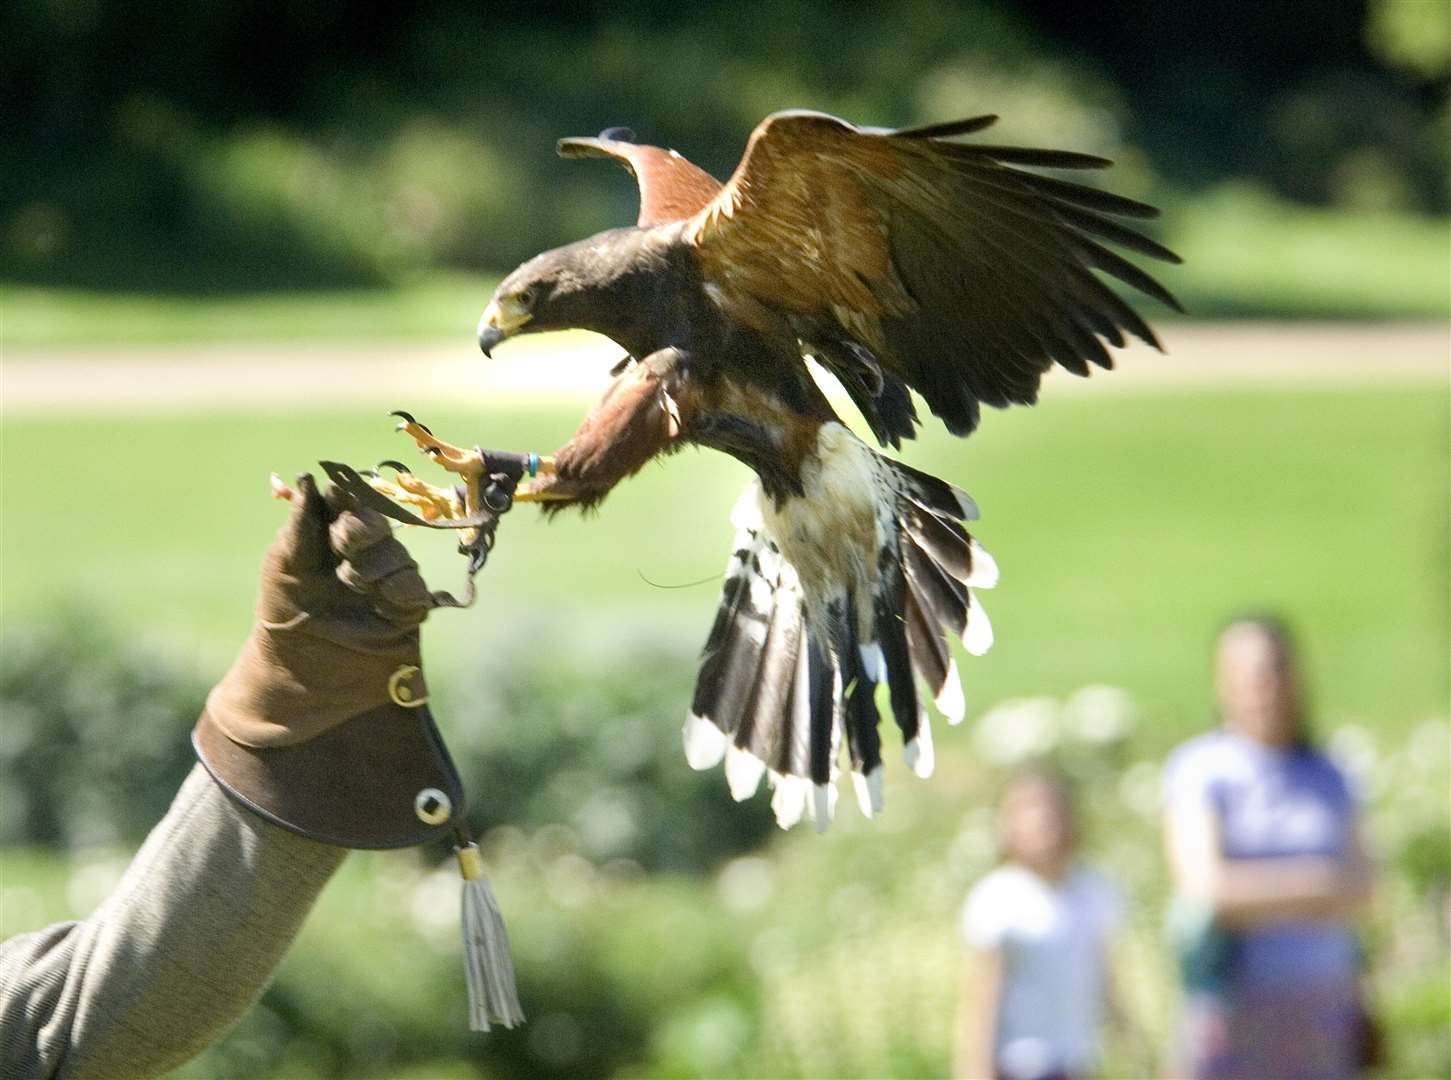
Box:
477;229;668;357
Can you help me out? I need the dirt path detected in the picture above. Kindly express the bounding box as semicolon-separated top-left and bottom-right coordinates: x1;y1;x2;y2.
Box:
2;321;1445;414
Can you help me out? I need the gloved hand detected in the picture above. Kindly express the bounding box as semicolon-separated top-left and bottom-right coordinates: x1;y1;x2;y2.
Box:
194;474;466;849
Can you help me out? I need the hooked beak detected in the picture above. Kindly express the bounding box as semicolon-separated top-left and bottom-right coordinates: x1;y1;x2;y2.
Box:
477;297;530;357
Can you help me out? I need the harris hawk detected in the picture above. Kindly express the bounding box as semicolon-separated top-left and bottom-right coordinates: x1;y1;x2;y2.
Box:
384;111;1181;830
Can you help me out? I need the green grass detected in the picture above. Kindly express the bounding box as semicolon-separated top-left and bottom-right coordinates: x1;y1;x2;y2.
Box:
0;272;494;348
1162;186;1451;319
3;381;1447;1077
3;385;1446;747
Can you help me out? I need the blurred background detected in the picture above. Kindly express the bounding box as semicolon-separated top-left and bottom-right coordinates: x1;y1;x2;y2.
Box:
1;0;1447;1076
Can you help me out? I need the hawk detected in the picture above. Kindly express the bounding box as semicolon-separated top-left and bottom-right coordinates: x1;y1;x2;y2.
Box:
383;111;1180;829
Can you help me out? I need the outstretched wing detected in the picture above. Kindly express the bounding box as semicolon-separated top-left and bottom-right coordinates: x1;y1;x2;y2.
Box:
558;128;723;227
682;110;1182;436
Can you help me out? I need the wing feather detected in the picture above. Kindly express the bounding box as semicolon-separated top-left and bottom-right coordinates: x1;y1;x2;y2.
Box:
683;111;1180;436
558;131;722;227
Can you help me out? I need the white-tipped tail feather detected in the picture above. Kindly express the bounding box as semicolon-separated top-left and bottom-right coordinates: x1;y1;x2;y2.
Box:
903;713;936;779
770;773;809;829
682;711;728;770
935;658;967;725
724;744;767;800
963;593;994;657
851;765;885;818
685;425;996;829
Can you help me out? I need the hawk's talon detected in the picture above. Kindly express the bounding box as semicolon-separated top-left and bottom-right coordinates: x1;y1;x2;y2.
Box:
389;410;432;435
391;410;485;479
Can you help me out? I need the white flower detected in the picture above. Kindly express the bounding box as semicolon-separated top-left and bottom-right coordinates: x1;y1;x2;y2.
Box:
1063;685;1138;745
973;696;1061;765
1118;759;1163;820
1328;723;1380;799
717;855;774;914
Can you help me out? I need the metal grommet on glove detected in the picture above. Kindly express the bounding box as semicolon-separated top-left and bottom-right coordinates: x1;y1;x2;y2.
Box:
388;664;429;708
414;787;452;825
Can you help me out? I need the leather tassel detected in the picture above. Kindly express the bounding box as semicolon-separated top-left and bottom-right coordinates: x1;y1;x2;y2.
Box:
455;834;524;1031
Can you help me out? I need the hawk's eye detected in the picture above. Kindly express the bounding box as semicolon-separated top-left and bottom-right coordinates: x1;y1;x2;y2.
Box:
517;287;535;309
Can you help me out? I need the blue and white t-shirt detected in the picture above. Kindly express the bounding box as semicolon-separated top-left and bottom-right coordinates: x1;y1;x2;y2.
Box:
1163;730;1360;987
961;863;1123;1080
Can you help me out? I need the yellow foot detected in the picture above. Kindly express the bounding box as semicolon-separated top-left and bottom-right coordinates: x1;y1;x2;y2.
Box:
387;409;569;506
365;463;465;523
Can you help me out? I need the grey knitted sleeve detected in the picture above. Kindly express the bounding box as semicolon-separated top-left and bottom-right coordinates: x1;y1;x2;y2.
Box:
0;764;346;1079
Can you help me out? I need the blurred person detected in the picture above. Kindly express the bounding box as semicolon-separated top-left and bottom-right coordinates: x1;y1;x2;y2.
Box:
954;767;1144;1080
0;476;492;1078
1164;616;1375;1080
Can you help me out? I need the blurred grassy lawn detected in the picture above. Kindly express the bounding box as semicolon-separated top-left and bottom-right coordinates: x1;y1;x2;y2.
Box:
2;385;1446;748
2;377;1447;1076
1;272;497;347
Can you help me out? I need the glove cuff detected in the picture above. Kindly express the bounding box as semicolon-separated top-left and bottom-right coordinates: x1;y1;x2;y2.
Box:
193;698;466;850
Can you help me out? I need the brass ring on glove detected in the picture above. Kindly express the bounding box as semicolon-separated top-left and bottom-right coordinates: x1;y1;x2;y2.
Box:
387;664;429;708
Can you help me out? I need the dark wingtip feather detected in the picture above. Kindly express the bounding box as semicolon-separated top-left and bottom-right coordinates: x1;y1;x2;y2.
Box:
970;145;1113;170
895;114;1000;140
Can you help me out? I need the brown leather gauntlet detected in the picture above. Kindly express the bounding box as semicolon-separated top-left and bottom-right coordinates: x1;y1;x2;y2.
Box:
194;475;465;849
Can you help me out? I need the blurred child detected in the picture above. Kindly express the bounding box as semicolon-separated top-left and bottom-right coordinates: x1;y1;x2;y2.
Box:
1163;616;1375;1079
954;767;1139;1080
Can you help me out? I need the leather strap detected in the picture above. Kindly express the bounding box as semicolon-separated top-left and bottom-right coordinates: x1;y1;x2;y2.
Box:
319;459;520;609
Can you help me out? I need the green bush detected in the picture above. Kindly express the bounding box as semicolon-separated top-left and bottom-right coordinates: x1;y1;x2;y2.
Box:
0;616;207;848
437;644;775;873
0;617;773;873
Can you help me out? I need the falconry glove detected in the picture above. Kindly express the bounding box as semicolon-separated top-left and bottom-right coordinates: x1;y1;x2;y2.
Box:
193;474;522;1029
195;474;457;848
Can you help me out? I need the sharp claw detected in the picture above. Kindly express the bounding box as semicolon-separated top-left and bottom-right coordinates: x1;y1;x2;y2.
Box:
376;459;411;474
390;410;433;435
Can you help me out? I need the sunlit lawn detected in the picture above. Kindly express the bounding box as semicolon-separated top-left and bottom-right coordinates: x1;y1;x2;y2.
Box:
3;384;1446;746
3;375;1448;1076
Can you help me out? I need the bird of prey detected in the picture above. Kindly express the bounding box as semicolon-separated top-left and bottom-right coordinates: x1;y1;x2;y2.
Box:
379;111;1180;830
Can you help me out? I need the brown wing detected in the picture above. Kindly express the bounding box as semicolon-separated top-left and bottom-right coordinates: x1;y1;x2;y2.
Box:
558;130;723;227
682;110;1182;436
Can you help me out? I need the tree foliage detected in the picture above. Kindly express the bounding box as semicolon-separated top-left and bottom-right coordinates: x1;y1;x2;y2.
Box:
2;0;1445;291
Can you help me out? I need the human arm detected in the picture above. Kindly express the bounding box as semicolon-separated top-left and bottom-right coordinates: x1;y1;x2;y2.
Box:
0;766;344;1080
0;477;459;1077
1164;804;1374;928
953;944;1002;1080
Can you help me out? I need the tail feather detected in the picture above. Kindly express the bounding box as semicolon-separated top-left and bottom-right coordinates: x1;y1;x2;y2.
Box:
903;587;962;729
837;590;885;817
806;634;836;788
904;504;975;582
686;543;772;748
733;579;805;776
902;536;969;641
892;458;979;521
875;566;922;750
686;454;996;828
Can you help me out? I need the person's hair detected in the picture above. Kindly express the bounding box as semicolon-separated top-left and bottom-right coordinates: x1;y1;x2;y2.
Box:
995;763;1080;862
1214;611;1314;749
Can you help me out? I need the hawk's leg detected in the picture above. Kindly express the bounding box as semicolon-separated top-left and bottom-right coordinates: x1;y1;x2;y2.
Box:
389;410;565;503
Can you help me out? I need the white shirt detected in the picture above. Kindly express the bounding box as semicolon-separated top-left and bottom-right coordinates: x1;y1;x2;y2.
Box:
961;863;1123;1079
